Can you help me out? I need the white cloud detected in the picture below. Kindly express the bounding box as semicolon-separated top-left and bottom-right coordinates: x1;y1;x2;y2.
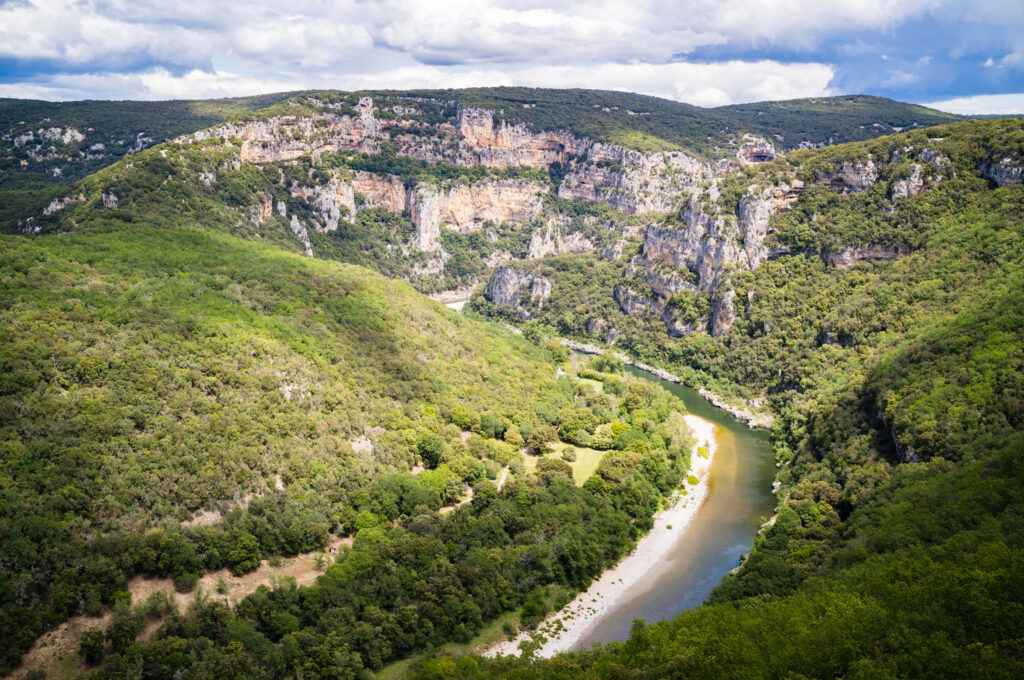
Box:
0;0;941;74
0;60;835;107
926;92;1024;115
1;0;1018;103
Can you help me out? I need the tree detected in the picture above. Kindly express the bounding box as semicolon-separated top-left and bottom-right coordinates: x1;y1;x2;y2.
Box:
79;629;106;665
227;532;261;575
417;433;447;469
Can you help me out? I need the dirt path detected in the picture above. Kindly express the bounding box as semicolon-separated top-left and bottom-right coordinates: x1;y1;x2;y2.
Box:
497;465;510;491
9;536;353;680
440;486;474;513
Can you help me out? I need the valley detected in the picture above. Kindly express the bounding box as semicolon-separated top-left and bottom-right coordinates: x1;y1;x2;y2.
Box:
0;87;1021;680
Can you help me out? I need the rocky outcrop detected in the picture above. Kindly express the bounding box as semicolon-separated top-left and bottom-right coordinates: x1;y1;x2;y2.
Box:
737;181;803;269
410;185;442;251
527;220;595;259
817;160;877;194
484;268;552;319
43;194;83;215
290;172;546;250
101;192;118;209
981;158;1024;186
709;289;736;336
603;240;626;260
822;244;910;268
624;179;803;336
736;135;777;165
289;215;313;257
456;107;589;168
412;179;548;250
558;146;708;214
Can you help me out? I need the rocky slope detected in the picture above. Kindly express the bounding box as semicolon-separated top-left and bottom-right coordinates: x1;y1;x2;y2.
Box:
11;91;991;313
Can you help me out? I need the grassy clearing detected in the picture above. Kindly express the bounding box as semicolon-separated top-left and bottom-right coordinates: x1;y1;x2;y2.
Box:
524;443;606;486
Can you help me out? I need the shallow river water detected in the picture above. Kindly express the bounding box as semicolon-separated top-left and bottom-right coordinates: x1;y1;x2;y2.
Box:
577;365;776;647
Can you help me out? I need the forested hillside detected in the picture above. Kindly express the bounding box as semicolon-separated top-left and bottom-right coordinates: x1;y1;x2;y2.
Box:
0;90;1019;679
1;223;700;676
434;120;1024;677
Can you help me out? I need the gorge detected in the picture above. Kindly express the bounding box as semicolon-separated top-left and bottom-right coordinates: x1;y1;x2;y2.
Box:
1;87;1022;680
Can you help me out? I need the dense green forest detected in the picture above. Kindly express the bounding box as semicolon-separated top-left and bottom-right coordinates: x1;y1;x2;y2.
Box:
713;94;961;148
449;121;1024;677
0;224;699;676
1;91;1021;679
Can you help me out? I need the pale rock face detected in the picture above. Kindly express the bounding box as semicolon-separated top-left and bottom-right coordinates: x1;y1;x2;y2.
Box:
737;181;803;269
558;146;708;214
35;126;85;145
101;192;118;209
441;180;547;233
290;170;545;249
484;267;552;319
822;244;910;268
410;185;443;251
253;196;274;224
289;215;313;256
43;196;75;215
527;220;595;259
981;158;1024;186
736;135;777;165
710;289;737;337
276;201;287;218
409;179;548;251
817;160;878;194
614;284;655;316
603;240;626;260
198;103;383;164
352;172;408;214
456;107;588;168
891;163;926;198
626;180;803;336
309;182;354;232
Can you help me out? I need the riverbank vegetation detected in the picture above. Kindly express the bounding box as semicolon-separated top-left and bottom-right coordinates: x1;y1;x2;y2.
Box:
425;122;1024;677
0;223;705;676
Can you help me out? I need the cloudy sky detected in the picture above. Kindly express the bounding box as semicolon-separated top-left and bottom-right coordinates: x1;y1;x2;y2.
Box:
1;0;1022;113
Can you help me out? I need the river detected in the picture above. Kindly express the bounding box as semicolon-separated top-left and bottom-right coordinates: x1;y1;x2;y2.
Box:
575;364;776;647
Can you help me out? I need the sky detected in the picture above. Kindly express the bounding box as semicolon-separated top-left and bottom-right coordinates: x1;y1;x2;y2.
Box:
1;0;1023;113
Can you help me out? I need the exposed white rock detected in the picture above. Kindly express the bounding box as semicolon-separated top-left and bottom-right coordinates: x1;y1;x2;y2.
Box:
736;135;777;165
289;215;313;256
603;240;626;260
527;220;594;259
101;192;118;208
484;268;552;319
981;158;1024;186
817;160;877;194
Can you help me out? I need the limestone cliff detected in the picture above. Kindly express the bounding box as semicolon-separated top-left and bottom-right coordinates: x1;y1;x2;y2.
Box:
816;161;878;194
981;157;1024;186
527;220;595;259
620;179;803;336
413;179;548;249
558;144;708;214
189;98;713;222
288;172;546;251
484;268;552;319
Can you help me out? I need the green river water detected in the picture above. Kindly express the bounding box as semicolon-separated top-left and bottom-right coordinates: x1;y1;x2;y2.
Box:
577;364;777;646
